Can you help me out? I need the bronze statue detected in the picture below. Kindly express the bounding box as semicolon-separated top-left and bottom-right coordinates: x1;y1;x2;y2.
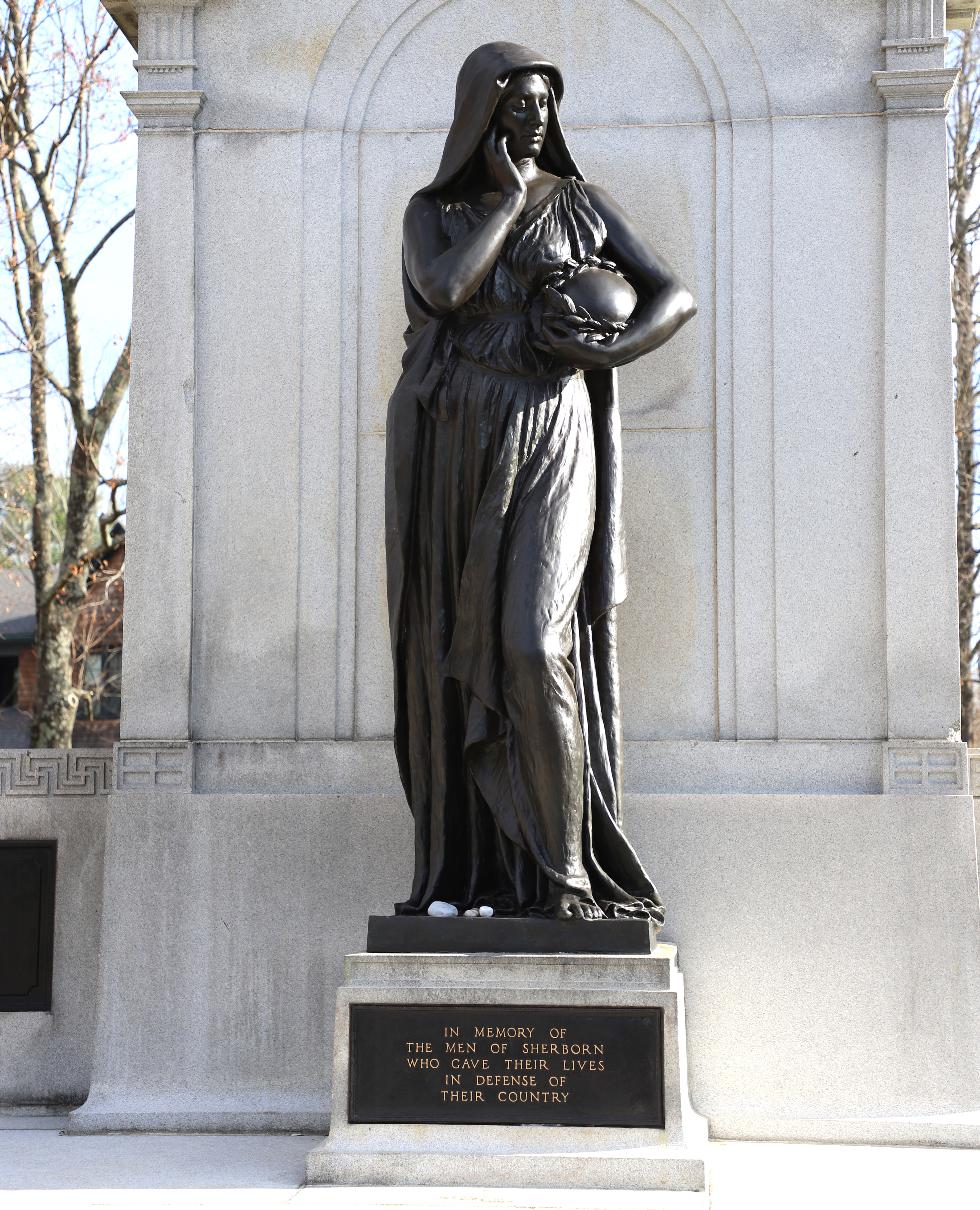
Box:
386;42;695;923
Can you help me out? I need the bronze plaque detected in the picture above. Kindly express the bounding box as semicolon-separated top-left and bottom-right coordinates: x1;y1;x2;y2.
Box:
348;1003;665;1128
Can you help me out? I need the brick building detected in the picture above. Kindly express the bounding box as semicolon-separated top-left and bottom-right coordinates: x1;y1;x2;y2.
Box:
0;542;124;747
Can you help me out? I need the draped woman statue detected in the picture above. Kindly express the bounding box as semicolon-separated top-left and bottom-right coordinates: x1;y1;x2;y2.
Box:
385;42;696;923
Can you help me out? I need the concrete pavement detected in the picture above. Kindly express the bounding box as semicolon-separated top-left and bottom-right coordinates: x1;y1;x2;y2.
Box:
1;1119;979;1209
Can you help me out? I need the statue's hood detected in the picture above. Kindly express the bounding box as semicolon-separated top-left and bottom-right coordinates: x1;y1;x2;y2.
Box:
416;41;582;196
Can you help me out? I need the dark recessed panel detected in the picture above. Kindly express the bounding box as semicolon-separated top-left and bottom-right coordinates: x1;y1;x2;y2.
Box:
349;1003;664;1128
0;841;56;1011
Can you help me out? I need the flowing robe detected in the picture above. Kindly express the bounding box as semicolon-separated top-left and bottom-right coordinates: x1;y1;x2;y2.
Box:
385;176;664;922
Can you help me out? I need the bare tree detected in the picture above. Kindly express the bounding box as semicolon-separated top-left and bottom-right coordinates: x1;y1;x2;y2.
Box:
71;525;123;726
0;0;131;746
949;18;980;744
0;461;72;568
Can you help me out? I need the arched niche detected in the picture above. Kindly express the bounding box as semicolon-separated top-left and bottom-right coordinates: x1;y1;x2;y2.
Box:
305;0;771;132
298;0;774;748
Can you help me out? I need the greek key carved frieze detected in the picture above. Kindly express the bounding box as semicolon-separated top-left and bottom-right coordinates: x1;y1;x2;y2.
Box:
884;742;969;794
0;750;112;797
114;743;191;791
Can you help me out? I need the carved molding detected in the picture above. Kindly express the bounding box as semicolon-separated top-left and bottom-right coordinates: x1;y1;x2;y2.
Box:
881;37;948;56
872;67;959;111
948;2;980;31
969;748;980;795
886;0;945;41
138;2;197;54
122;89;204;128
102;0;204;55
0;750;112;797
881;1;948;76
135;2;198;90
115;742;192;791
883;742;969;794
111;0;205;125
2;742;966;797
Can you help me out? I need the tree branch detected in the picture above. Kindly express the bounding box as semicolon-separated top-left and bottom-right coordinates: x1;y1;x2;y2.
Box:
73;207;133;286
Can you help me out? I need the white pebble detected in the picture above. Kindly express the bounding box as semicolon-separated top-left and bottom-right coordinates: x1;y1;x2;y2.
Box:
427;900;458;917
479;905;494;918
463;909;479;917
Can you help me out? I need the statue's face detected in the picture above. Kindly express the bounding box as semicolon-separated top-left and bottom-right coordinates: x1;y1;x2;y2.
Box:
495;72;549;161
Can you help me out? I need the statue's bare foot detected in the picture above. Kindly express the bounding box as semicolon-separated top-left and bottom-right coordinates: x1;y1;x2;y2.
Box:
548;889;604;920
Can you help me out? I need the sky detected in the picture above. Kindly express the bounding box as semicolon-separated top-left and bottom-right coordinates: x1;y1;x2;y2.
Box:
0;5;137;479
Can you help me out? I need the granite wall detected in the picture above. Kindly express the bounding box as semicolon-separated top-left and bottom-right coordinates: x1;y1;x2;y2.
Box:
0;752;109;1109
76;0;980;1143
121;0;961;766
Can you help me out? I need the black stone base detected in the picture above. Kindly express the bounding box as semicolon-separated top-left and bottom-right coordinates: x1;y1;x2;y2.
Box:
365;915;659;955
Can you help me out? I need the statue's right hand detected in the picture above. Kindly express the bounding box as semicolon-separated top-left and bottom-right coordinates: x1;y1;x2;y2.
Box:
484;131;527;204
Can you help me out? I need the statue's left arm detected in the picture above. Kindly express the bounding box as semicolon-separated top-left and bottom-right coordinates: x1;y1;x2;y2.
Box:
545;182;697;370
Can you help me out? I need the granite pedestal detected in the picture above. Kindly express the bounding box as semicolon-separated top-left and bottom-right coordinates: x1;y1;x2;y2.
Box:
306;940;707;1198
